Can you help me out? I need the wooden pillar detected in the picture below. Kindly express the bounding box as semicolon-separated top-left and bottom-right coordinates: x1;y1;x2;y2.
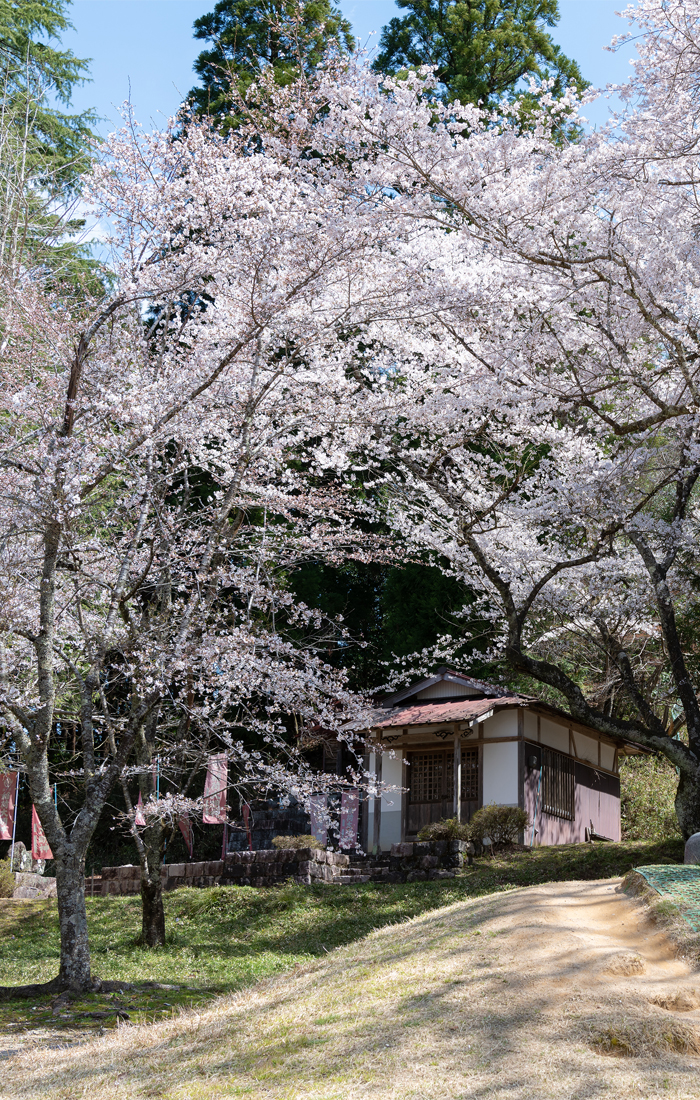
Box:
453;732;462;822
372;748;383;854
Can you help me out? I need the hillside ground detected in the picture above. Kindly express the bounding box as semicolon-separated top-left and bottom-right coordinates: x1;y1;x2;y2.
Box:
0;838;683;1048
3;871;700;1099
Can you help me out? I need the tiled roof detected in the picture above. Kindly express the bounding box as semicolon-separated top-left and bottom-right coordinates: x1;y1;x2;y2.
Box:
373;695;527;729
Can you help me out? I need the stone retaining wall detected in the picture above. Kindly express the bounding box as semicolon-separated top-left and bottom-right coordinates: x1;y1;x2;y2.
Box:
99;848;351;895
98;841;468;895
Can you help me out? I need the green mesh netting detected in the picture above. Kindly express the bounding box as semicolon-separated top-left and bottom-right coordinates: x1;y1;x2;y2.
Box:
635;864;700;932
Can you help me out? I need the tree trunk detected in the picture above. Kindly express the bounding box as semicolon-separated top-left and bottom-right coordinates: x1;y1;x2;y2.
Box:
138;819;166;947
55;848;92;991
675;769;700;840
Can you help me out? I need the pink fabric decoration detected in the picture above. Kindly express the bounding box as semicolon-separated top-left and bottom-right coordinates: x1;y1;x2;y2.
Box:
309;794;328;846
31;803;53;860
339;789;359;850
0;772;17;842
179;813;194;858
203;753;228;824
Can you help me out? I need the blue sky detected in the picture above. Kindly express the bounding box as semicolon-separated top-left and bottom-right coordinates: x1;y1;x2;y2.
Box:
62;0;639;135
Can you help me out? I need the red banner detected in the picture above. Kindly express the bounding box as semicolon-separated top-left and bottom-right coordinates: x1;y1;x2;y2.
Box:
203;754;228;824
31;803;53;860
134;793;146;827
178;813;194;858
339;789;359;850
309;794;328;846
0;772;17;842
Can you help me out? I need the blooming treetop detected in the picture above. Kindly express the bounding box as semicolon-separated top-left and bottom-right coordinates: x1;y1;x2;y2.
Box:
0;106;399;988
255;0;700;834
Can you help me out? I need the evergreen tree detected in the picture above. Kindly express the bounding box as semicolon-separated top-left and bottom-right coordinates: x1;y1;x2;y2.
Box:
189;0;354;128
374;0;585;107
0;0;95;193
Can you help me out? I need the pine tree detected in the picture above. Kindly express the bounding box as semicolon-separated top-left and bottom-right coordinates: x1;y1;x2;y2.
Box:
374;0;585;107
0;0;95;193
189;0;354;129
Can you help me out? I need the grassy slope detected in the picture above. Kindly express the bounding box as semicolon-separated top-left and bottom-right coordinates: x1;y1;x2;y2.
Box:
5;864;700;1100
0;838;682;1037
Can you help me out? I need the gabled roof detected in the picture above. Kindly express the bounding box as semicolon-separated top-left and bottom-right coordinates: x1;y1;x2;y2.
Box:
374;694;525;729
380;667;513;709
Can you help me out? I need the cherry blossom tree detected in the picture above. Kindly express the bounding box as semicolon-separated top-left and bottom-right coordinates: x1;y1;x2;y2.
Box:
293;0;700;837
0;107;393;991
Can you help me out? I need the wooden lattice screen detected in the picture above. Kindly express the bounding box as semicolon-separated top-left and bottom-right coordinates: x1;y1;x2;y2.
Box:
542;747;575;820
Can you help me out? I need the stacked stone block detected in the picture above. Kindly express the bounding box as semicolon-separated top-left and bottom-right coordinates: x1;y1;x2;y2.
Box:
99;848;351;895
98;842;465;895
366;839;467;883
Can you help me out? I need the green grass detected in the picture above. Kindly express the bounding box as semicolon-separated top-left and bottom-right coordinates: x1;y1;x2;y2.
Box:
0;837;683;1038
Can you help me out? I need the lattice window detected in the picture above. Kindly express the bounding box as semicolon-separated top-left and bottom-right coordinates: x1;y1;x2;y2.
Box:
542;748;575;820
409;752;444;803
445;750;479;801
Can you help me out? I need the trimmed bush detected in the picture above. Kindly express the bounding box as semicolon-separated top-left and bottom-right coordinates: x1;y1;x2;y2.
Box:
467;805;529;849
0;859;14;898
417;817;471;841
271;834;323;850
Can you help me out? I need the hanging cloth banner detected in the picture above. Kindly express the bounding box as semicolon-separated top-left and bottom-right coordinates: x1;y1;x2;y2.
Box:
178;813;194;858
31;802;53;860
0;772;17;842
339;789;360;850
203;754;228;824
309;795;328;847
134;793;146;827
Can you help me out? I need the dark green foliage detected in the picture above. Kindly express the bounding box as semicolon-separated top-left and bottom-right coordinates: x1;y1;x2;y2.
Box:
374;0;586;108
0;860;13;898
620;756;681;842
417;816;470;840
468;803;529;847
190;0;354;128
0;0;96;192
289;560;474;691
271;834;322;849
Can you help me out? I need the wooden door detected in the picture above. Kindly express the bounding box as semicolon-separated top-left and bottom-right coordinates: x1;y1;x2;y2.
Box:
405;748;480;836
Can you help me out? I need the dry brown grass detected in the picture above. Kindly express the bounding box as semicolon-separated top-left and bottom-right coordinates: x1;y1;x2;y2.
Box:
589;1017;700;1058
3;879;700;1099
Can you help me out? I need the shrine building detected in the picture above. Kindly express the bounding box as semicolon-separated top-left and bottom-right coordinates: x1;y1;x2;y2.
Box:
364;668;646;851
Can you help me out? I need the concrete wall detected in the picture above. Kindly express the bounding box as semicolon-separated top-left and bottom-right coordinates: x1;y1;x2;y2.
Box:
482;709;517;738
482;740;519;807
366;751;405;852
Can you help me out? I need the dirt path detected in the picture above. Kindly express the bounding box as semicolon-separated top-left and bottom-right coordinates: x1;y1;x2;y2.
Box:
493;878;694;1001
3;878;700;1099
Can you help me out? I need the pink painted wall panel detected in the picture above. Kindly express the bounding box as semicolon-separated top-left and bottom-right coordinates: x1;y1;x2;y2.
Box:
523;743;620;846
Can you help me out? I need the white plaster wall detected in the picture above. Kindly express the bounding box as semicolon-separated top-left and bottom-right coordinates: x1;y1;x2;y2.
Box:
523;710;538;740
600;743;616;772
379;753;404;850
540;718;569;752
482;741;519;807
482;710;517;738
576;733;599;765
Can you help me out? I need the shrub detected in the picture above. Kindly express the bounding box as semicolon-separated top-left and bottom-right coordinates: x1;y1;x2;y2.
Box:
467;805;529;849
271;834;323;850
620;756;681;840
417;817;471;841
0;859;14;898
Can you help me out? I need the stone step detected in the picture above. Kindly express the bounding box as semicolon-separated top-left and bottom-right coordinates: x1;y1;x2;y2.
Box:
334;874;370;885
